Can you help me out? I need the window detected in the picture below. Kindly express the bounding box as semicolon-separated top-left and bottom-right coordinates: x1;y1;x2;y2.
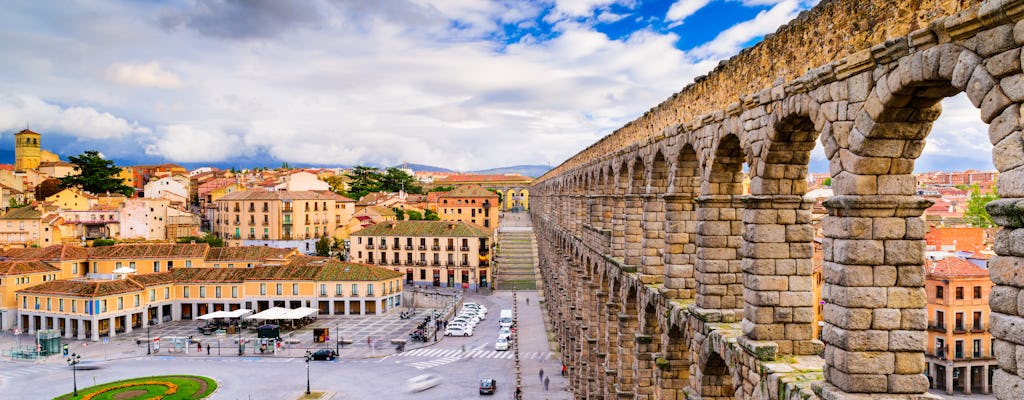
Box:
335;284;343;296
116;262;123;269
22;296;26;309
164;287;170;299
199;286;207;298
46;298;51;310
153;261;160;273
129;262;136;269
973;339;982;358
955;312;964;331
117;297;123;310
150;289;156;302
276;283;282;295
351;284;358;296
215;286;222;298
367;284;374;296
974;311;983;330
974;286;982;299
168;261;174;270
292;283;299;295
183;287;190;298
955;287;963;300
955;340;964;359
72;264;78;274
59;299;64;312
186;260;192;268
92;262;97;273
320;284;327;296
101;300;107;313
71;300;76;313
260;283;267;295
134;294;140;307
936;285;943;299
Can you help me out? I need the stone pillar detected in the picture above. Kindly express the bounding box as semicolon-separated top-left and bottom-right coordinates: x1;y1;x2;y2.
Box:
360;300;366;315
605;301;621;399
595;290;609;395
616;311;637;397
985;197;1024;400
91;319;99;342
328;300;335;315
640;194;665;285
820;195;932;396
740;195;818;355
28;314;35;333
611;195;626;260
634;316;660;399
77;319;85;340
982;364;989;394
663;194;696;300
964;366;972;395
158;306;165;323
694;195;743;313
945;366;954;395
64;317;72;338
126;314;133;333
109;317;116;337
623;195;644;268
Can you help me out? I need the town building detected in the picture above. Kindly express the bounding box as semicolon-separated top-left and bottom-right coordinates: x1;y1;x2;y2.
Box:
925;257;995;395
350;220;492;290
5;243;402;338
143;174;190;204
211;189;355;253
437;185;499;228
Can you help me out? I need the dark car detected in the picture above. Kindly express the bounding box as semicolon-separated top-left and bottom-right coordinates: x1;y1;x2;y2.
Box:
479;378;496;395
311;349;337;361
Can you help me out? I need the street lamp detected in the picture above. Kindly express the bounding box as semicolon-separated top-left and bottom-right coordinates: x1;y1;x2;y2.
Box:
238;322;244;356
67;352;81;396
335;323;340;354
304;350;313;395
147;325;151;355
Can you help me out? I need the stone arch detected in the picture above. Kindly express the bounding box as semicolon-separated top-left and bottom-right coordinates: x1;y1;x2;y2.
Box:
697;351;737;400
695;133;746;312
656;320;690;400
623;156;646;268
634;300;663;398
664;143;700;300
640;150;669;284
615;283;640;396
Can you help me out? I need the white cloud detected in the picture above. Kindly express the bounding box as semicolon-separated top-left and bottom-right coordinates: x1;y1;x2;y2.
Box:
666;0;711;23
144;125;246;162
919;93;994;170
553;0;622;17
0;94;148;139
106;61;182;89
688;0;801;60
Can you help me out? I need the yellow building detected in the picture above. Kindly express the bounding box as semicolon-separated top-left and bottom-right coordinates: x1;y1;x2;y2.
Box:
0;207;64;247
212;190;355;252
437;185;499;229
14;129;41;172
9;243;402;340
350;220;492;289
925;257;995;395
45;188;96;211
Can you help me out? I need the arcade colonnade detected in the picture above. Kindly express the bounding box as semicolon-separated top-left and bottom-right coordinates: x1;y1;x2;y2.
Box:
530;0;1024;398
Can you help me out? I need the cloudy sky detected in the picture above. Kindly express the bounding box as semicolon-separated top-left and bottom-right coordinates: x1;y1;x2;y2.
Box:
0;0;994;172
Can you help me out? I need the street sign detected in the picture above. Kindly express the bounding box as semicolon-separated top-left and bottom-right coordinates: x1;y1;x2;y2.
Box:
63;343;69;356
103;337;109;344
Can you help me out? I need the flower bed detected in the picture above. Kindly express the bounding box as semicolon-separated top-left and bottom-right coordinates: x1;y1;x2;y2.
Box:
53;375;215;400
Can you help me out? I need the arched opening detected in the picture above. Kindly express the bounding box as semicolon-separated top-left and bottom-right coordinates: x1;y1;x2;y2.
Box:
610;161;630;260
635;303;662;397
624;157;646;268
641;151;669;283
657;322;690;400
699;352;736;400
615;285;640;395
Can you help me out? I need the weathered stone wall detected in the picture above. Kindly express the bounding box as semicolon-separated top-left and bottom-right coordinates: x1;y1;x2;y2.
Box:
537;0;983;182
531;0;1024;399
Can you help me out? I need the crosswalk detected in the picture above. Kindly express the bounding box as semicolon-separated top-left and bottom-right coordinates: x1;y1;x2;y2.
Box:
0;363;63;383
393;347;552;362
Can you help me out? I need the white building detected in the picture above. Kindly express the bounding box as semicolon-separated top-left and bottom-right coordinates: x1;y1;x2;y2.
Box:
144;174;190;204
273;171;329;192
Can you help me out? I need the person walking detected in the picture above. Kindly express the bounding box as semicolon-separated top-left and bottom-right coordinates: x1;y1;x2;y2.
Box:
539;368;544;381
544;376;550;391
197;341;202;352
526;297;530;305
206;343;210;355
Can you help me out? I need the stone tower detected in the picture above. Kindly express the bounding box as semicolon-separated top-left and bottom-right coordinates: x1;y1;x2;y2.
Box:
14;128;41;171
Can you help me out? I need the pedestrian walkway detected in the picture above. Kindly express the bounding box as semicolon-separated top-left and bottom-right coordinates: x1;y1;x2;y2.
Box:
393;347;552;360
495;212;538;290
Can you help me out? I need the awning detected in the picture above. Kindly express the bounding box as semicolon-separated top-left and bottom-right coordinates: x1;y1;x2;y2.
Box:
244;307;318;320
112;267;136;274
196;309;253;320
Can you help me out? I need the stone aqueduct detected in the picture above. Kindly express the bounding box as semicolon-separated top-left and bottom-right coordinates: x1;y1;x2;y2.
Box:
528;0;1024;399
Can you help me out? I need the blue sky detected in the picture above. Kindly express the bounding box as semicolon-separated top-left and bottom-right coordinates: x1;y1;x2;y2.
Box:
0;0;995;173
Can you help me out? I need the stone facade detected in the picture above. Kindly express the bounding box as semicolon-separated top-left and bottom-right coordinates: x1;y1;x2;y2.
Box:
531;0;1024;399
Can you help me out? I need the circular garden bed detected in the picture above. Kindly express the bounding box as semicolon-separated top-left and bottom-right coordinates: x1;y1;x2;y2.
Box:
53;375;216;400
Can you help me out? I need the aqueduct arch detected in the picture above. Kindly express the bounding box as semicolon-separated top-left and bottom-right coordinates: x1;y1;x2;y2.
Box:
530;0;1024;398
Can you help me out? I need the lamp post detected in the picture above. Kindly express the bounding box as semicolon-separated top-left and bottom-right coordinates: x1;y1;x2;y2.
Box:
66;352;81;396
147;325;151;355
238;321;243;356
304;350;313;395
335;322;340;354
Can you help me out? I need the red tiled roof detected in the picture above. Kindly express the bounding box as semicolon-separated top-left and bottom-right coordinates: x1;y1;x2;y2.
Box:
0;245;90;261
438;185;498;199
88;244;209;259
129;272;176;286
0;260;60;276
18;278;143;297
927;257;989;277
171;268;250;283
205;246;296;262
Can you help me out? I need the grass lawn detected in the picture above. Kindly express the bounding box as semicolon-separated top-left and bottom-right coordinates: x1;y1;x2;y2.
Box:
52;375;216;400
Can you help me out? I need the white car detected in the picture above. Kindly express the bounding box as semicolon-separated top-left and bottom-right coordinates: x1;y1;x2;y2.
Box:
454;314;480;325
449;320;476;330
407;373;442;392
445;326;474;336
495;337;510;351
461;308;486;319
498;326;511;340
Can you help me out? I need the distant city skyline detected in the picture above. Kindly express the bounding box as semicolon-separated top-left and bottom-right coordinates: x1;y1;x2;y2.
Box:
0;1;995;173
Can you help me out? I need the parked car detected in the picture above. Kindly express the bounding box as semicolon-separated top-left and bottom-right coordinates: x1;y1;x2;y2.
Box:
445;326;474;337
498;327;511;340
71;360;105;370
461;309;486;319
495;337;510;351
454;315;480;325
407;373;442;392
479;378;497;395
310;349;337;361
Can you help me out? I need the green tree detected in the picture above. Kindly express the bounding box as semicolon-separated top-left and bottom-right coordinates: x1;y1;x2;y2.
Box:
35;178;63;201
344;166;382;200
8;197;26;209
392;207;406;221
406;210;423;220
822;177;832;187
964;184;999;227
59;151;134;196
379;168;423;194
323;175;349;194
429;185;454;192
176;233;225;247
424;209;440;220
488;188;504;206
315;236;332;257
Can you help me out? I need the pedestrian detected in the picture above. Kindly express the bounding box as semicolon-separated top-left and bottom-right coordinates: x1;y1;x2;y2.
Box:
544;376;550;391
561;365;567;377
197;341;202;352
206;343;210;355
539;368;544;381
526;297;530;305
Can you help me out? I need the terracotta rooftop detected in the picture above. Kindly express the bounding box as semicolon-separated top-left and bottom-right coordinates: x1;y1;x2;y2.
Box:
352;220;491;238
205;246;296;262
927;257;989;278
18;278;143;297
171;268;250;283
438;185;498;199
129;272;176;286
88;243;209;259
218;190;345;201
0;244;90;261
437;174;532;183
0;260;60;276
0;207;42;220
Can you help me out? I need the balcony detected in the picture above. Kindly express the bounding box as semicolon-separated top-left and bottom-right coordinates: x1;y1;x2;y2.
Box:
283;220;292;225
232;234;240;239
248;234;256;239
282;234;293;240
971;324;986;333
460;246;469;251
405;260;414;266
282;206;293;213
432;261;440;266
953;325;967;334
446;261;455;266
233;220;240;226
418;245;427;250
417;261;427;266
405;245;413;250
927;324;946;333
431;245;440;251
379;244;388;250
461;262;469;266
446;246;455;251
262;221;269;226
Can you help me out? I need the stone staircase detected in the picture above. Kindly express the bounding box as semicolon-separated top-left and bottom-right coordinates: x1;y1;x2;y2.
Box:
495;229;537;290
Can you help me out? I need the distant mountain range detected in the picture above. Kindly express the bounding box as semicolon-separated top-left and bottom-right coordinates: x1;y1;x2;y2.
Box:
394;163;552;178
